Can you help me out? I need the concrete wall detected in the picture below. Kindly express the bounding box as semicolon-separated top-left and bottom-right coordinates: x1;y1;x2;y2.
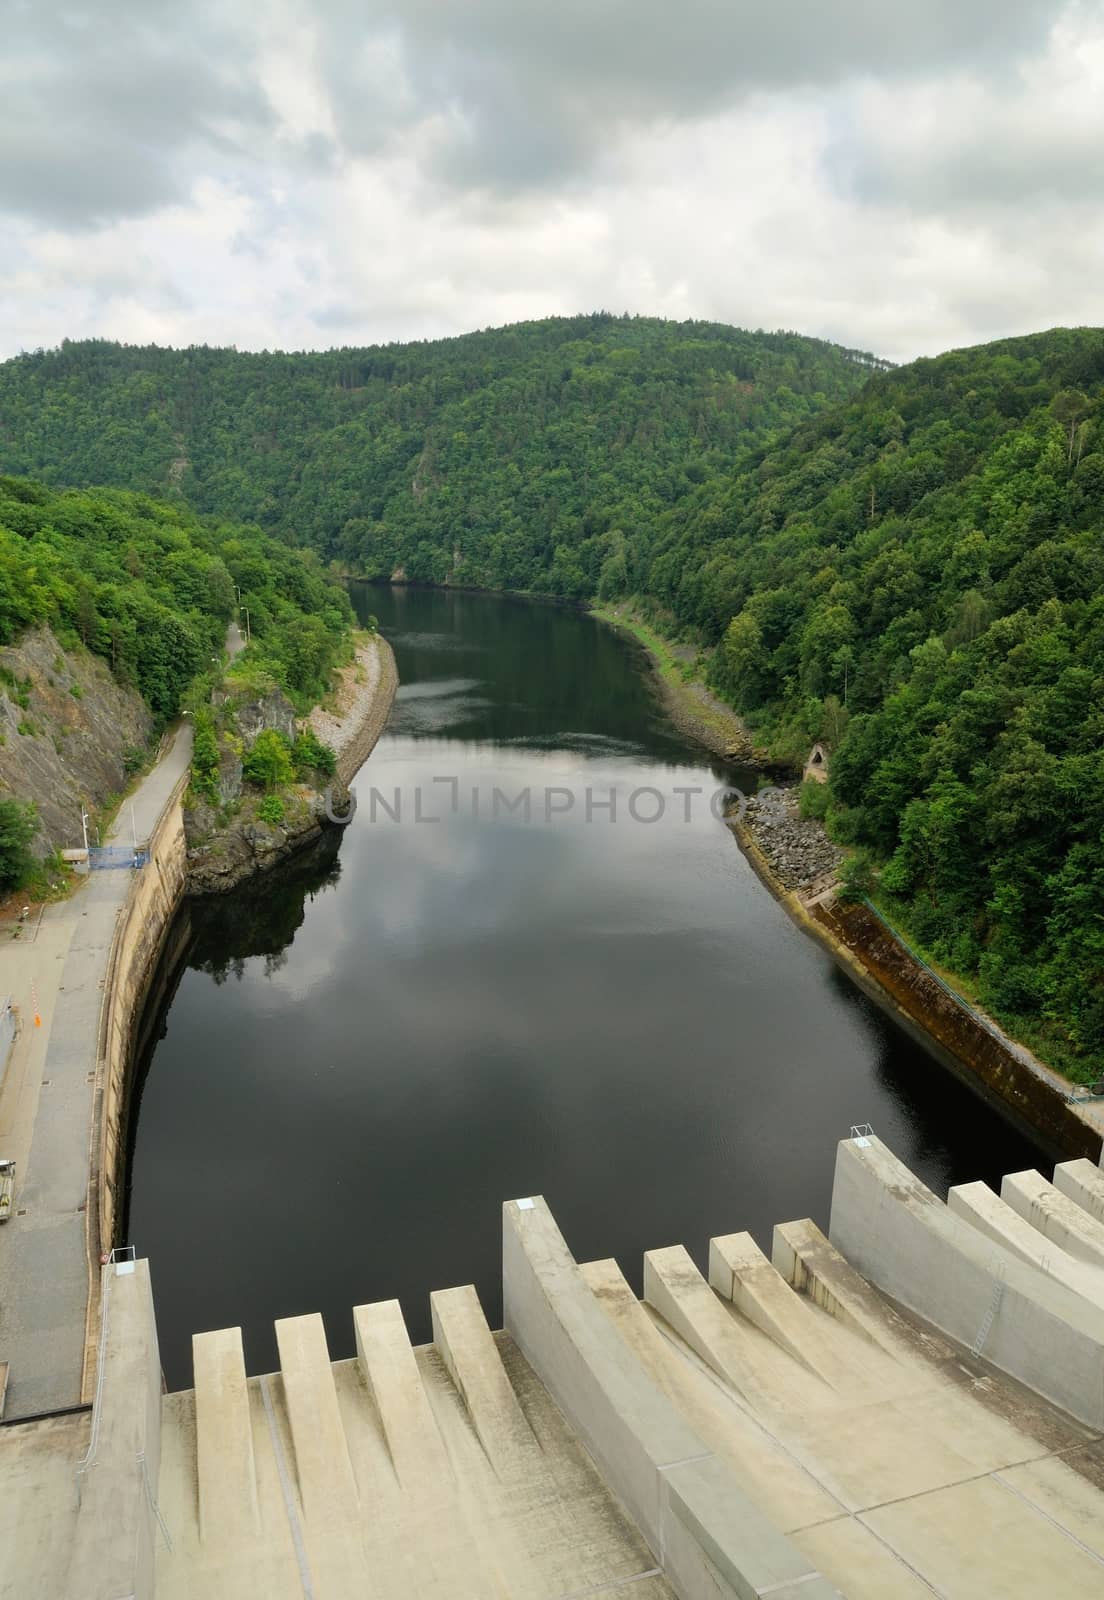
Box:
502;1197;841;1600
829;1136;1104;1429
65;1259;162;1600
811;900;1101;1162
92;782;188;1259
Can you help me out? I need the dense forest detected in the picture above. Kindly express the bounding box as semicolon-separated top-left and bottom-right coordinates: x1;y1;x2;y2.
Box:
0;316;1100;1075
0;316;885;592
650;327;1104;1075
0;477;352;719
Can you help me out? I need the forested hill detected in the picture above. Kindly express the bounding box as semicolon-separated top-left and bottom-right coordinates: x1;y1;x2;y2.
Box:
0;477;351;719
0;316;884;592
663;324;1102;1077
2;318;1102;1073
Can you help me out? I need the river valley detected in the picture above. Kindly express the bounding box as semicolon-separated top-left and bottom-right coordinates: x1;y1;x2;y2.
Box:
127;585;1046;1389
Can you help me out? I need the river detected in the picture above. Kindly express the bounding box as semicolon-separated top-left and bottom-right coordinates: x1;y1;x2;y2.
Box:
126;585;1046;1389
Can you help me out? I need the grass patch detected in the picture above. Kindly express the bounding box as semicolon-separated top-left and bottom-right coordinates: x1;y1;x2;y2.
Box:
591;602;752;750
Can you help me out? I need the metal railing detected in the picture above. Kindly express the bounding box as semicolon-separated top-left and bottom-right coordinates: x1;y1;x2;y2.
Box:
89;845;150;871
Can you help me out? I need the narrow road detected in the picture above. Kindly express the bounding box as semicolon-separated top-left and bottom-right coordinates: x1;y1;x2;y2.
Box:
225;618;246;660
0;725;193;1419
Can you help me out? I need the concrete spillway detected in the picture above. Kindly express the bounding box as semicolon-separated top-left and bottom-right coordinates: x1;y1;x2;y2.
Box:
4;1136;1104;1598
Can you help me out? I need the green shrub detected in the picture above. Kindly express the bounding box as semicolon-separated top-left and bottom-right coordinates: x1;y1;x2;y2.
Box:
292;728;336;779
0;797;37;890
190;708;220;800
243;729;293;791
798;779;830;821
257;794;286;826
69;682;82;699
838;849;877;904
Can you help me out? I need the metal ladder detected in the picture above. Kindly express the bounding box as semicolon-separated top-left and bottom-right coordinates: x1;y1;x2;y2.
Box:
972;1270;1006;1358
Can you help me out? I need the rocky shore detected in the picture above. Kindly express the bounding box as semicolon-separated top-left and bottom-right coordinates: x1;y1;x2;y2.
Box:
305;632;398;787
590;604;763;764
659;675;759;763
731;786;1103;1161
737;787;845;891
184;634;398;895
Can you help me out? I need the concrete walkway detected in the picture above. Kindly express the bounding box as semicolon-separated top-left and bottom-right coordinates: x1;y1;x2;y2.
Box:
224;619;246;661
0;725;193;1419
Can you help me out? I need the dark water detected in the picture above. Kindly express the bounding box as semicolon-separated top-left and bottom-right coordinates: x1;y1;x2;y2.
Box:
127;586;1046;1390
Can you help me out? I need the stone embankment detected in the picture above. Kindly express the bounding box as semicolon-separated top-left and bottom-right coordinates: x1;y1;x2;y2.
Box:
732;788;1104;1162
739;787;844;890
305;630;399;787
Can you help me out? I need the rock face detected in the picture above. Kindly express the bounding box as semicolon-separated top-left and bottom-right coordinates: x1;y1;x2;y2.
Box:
215;744;243;807
183;681;316;894
183;636;398;896
0;626;153;854
184;788;339;895
228;688;297;746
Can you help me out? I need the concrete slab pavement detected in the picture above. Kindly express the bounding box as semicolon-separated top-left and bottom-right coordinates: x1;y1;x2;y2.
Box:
0;726;192;1419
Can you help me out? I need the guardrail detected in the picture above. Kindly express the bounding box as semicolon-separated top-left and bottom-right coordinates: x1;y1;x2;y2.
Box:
89;846;150;871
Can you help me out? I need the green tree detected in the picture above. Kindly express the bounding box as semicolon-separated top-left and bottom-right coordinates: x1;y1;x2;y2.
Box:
243;730;294;791
291;729;336;779
0;797;37;890
190;709;220;801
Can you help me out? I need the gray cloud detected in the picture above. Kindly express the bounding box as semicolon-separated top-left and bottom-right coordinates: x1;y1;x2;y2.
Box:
840;102;1104;215
0;0;1062;230
0;0;1100;365
0;1;274;225
318;0;1059;190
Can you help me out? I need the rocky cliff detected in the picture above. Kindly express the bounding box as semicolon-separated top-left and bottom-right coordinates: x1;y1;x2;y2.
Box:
183;635;397;895
184;783;340;895
0;626;153;854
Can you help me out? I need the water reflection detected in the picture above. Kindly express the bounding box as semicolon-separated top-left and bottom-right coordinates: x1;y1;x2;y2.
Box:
128;586;1048;1389
189;831;343;985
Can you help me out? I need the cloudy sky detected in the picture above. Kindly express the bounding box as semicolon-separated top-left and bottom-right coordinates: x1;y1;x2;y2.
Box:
2;0;1101;364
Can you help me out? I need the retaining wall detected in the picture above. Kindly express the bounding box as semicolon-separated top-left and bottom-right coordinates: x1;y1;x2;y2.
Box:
730;814;1102;1163
91;782;188;1262
829;1135;1104;1430
816;898;1102;1160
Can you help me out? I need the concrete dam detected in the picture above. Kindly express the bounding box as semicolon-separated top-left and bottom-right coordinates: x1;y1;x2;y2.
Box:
5;1132;1104;1599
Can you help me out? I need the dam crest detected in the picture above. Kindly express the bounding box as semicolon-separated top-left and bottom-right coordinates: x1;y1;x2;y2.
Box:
6;1133;1104;1598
